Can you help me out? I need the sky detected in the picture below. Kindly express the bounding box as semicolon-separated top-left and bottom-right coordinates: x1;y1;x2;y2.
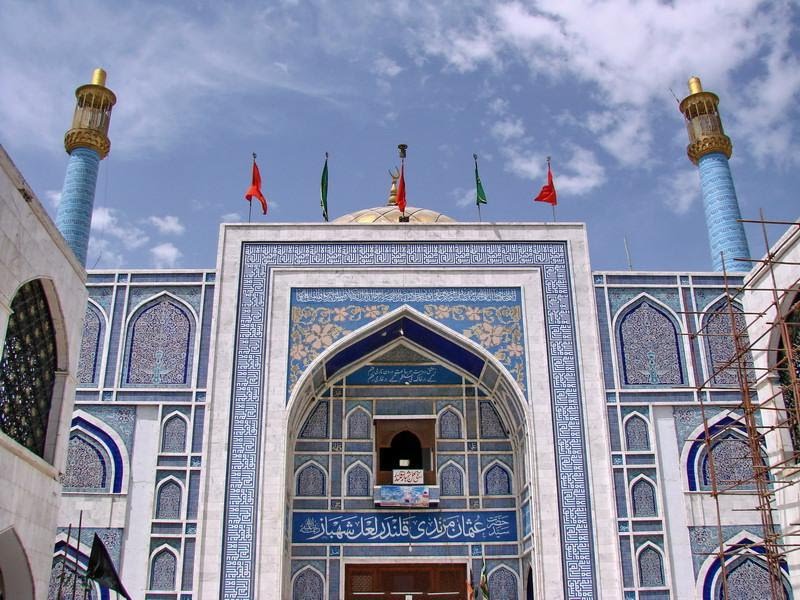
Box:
1;0;798;272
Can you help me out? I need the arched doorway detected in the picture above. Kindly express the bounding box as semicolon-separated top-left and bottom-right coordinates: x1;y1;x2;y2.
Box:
286;308;529;599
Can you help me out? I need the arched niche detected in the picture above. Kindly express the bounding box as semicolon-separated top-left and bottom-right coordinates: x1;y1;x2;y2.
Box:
697;531;791;600
282;307;531;597
614;295;685;387
682;413;765;492
700;296;753;386
121;293;196;386
77;299;107;387
65;411;128;494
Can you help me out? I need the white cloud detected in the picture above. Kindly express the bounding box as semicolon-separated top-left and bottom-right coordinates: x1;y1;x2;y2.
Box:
220;212;242;222
148;215;185;235
44;190;61;208
91;207;148;249
555;147;606;196
411;0;800;166
501;146;545;180
86;237;124;269
451;187;476;208
150;242;182;268
491;118;525;142
659;167;701;215
373;55;403;78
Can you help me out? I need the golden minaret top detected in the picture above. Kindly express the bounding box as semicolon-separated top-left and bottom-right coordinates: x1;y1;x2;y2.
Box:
64;68;117;158
679;76;732;164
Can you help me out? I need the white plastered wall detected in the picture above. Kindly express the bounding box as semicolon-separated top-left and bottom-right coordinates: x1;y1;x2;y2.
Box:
0;146;87;599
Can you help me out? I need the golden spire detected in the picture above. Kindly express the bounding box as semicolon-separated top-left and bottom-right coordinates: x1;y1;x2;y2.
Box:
387;168;399;206
64;68;117;158
679;76;732;164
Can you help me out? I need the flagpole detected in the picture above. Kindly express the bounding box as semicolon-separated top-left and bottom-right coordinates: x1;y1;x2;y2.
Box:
248;153;255;223
547;156;556;222
624;236;633;270
71;510;83;600
474;154;482;223
57;523;72;600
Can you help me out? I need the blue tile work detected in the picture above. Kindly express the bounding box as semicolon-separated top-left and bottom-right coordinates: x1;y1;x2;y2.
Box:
56;147;101;266
688;526;764;575
122;297;194;386
77;303;104;386
82;405;137;450
226;242;596;599
595;273;767;600
697;152;750;272
128;286;203;315
288;288;526;396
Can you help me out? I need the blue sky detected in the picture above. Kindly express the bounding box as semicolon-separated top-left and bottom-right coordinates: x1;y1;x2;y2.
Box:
1;1;798;271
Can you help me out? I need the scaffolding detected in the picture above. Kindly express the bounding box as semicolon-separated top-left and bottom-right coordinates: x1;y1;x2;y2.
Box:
686;213;800;599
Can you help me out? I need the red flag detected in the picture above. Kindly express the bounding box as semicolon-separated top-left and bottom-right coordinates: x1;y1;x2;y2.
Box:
245;161;268;215
397;162;407;213
534;162;557;206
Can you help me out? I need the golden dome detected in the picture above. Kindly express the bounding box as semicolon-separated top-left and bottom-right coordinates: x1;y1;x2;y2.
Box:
332;206;456;224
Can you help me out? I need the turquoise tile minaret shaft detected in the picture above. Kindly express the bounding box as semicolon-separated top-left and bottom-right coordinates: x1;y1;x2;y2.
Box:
56;68;116;266
680;76;750;272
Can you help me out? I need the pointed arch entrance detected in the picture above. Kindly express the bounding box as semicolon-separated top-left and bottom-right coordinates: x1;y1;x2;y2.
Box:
286;307;529;599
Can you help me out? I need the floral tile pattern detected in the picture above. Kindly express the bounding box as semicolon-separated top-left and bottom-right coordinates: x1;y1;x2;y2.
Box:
287;288;526;397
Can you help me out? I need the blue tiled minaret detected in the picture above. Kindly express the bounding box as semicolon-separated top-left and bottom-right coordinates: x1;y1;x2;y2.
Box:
56;69;116;266
680;76;750;272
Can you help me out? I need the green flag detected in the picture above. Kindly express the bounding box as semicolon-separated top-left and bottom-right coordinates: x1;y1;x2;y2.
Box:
479;557;490;599
474;154;487;206
320;153;329;222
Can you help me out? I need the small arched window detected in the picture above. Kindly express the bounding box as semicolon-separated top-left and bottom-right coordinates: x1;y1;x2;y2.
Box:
438;409;462;439
485;463;512;496
638;545;665;587
439;463;464;496
155;479;182;520
292;567;324;600
488;566;517;598
150;548;177;590
624;414;650;451
347;408;371;439
161;414;187;453
631;478;657;517
297;463;326;496
346;463;371;497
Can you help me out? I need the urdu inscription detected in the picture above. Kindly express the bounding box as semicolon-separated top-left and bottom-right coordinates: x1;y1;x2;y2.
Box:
293;511;517;544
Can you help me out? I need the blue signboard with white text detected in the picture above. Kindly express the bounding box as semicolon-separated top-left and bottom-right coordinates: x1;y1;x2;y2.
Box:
292;510;517;544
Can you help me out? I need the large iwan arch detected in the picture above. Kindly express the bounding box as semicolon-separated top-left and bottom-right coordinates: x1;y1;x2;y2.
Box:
283;306;532;599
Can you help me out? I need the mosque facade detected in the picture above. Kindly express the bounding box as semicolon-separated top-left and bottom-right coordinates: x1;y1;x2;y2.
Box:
0;70;797;600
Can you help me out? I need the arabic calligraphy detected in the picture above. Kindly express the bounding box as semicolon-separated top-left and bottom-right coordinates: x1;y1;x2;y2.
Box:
292;511;516;544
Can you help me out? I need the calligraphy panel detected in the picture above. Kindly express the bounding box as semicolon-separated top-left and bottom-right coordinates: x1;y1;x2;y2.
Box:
292;510;517;544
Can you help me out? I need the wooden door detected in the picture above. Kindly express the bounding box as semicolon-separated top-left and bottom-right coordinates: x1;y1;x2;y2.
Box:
345;563;466;599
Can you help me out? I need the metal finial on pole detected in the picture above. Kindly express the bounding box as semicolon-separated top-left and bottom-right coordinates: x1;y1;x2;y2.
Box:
398;144;407;159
